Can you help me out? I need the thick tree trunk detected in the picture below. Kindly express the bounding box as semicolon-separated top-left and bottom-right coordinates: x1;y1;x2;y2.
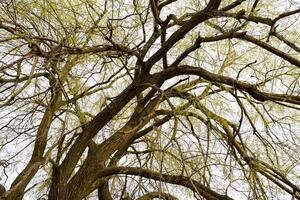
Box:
48;83;146;199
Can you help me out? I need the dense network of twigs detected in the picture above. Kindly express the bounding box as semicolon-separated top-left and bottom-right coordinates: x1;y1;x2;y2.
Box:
0;0;299;199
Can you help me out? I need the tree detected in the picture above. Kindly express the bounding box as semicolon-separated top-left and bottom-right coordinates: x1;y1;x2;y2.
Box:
0;0;299;199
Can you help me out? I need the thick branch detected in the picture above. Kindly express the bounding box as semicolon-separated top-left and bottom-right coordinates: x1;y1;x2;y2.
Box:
48;83;147;199
241;34;300;69
144;0;222;72
97;167;235;200
151;65;300;105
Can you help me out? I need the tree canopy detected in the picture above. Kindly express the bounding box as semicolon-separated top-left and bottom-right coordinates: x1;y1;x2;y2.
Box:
0;0;300;199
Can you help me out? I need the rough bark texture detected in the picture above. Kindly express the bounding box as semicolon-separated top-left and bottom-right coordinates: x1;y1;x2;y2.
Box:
1;0;300;199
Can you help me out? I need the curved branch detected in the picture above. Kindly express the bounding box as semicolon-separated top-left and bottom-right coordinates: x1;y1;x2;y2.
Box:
97;166;235;200
151;65;300;105
241;34;300;68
